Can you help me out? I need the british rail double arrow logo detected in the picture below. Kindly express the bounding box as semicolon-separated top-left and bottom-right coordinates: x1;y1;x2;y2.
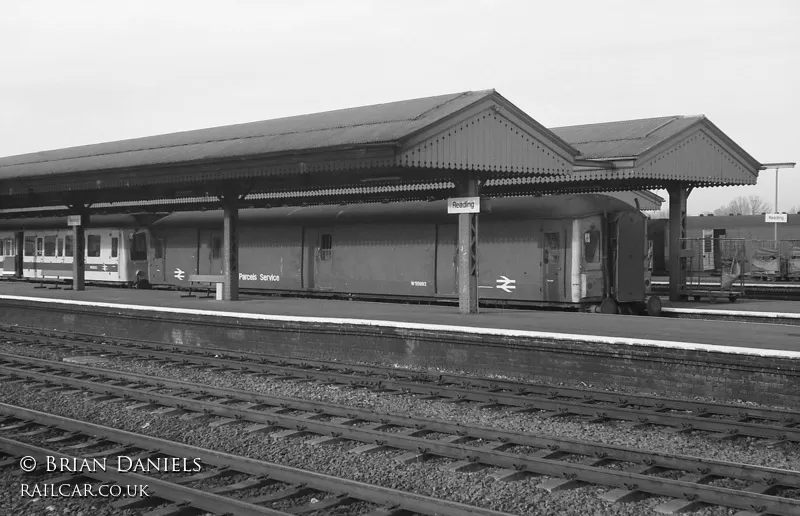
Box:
496;276;516;293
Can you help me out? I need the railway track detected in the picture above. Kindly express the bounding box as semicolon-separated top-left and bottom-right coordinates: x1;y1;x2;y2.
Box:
3;325;799;445
1;403;507;516
3;354;800;515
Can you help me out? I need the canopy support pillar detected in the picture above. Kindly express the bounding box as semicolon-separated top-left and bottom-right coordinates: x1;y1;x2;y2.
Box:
69;211;90;291
14;231;23;279
221;193;240;301
457;176;479;314
667;183;691;301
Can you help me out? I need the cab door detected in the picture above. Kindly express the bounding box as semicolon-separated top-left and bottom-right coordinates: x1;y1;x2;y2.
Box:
542;228;563;301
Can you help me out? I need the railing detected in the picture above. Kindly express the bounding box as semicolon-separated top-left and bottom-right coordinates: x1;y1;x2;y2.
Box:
677;238;800;282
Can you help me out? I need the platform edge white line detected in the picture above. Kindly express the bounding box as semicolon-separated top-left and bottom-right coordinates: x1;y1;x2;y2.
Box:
662;307;800;319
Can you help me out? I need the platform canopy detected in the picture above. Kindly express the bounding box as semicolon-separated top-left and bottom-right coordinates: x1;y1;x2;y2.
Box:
539;115;762;193
0;90;578;212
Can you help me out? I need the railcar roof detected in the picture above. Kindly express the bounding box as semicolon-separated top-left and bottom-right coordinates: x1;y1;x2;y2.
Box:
152;194;639;228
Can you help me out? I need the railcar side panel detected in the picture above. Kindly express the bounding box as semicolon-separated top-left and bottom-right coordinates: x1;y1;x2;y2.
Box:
434;224;457;296
316;223;436;296
238;226;303;290
154;228;198;286
477;220;543;301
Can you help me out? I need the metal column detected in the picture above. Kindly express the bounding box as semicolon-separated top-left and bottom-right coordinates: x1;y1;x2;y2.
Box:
457;177;479;314
71;214;89;291
14;232;23;278
667;184;689;301
222;197;239;301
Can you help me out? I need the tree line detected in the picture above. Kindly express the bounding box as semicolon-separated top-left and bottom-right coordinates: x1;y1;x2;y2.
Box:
650;196;800;219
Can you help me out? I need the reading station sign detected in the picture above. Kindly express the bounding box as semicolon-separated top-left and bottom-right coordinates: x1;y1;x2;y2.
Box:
447;197;480;214
765;213;788;223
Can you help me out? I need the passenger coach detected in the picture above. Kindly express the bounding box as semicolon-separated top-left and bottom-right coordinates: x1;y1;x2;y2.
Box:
0;215;151;286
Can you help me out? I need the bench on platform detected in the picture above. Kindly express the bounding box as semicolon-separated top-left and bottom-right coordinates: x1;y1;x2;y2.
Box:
34;275;69;290
181;274;225;299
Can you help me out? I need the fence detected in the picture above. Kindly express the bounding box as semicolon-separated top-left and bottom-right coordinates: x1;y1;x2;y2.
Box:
678;237;800;282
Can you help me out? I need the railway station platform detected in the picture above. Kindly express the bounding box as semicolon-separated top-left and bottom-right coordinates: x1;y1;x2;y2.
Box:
0;281;799;407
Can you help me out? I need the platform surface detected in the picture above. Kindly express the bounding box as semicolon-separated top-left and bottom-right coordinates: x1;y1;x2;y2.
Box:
1;281;798;353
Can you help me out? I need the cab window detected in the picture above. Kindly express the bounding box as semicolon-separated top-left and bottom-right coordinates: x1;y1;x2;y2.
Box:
130;233;147;261
583;229;600;264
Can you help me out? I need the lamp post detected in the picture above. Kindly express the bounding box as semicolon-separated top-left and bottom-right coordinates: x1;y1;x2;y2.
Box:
760;162;796;241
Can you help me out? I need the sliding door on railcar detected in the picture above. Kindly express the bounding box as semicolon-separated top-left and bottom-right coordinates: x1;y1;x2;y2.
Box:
149;236;166;284
614;213;646;303
0;235;18;278
198;230;223;275
22;235;40;278
541;225;566;302
304;228;334;291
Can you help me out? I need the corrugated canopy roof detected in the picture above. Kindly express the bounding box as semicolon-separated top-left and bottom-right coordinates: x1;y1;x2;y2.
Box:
0;89;574;179
548;115;762;187
550;116;702;160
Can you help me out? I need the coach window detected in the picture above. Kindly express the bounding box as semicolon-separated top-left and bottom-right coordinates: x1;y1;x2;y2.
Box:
583;229;600;264
111;237;119;258
24;237;35;257
36;238;43;257
0;240;3;256
57;238;63;257
65;236;73;257
130;232;147;261
87;235;101;257
44;236;56;257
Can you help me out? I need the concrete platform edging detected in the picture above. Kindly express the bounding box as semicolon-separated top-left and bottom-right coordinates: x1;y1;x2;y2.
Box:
0;296;799;408
1;294;799;359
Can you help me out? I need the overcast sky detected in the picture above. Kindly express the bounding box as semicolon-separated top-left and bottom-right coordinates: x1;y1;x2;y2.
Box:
1;0;797;215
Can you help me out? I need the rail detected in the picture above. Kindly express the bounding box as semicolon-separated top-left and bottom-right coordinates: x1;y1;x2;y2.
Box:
0;403;508;516
4;359;800;514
